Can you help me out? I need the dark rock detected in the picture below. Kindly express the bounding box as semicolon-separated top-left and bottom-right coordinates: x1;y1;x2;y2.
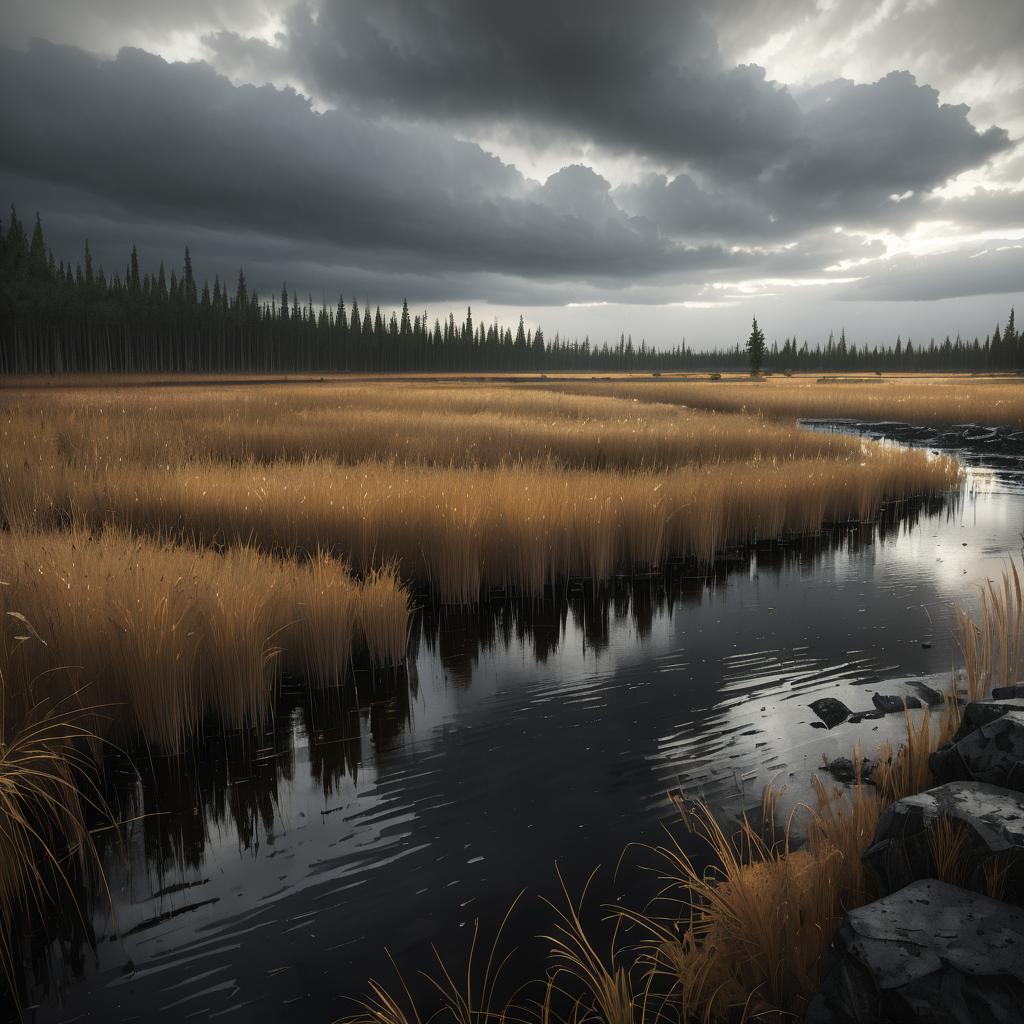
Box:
913;682;945;706
930;710;1024;792
848;710;885;724
863;780;1024;902
948;697;1024;743
805;879;1024;1024
871;693;921;714
993;684;1024;700
810;697;852;729
823;756;876;785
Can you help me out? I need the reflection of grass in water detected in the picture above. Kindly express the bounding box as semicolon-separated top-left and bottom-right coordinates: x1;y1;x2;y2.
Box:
345;560;1019;1024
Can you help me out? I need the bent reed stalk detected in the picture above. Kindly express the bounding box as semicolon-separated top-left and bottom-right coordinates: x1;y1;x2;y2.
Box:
0;691;115;1016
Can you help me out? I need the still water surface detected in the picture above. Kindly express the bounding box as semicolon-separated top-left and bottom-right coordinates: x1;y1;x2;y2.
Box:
23;429;1024;1023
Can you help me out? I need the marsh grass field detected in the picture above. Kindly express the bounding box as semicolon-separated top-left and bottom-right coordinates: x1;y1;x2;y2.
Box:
0;375;958;740
2;371;1021;1022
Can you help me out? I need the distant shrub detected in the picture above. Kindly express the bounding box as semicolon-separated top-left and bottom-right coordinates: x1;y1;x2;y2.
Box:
709;372;721;380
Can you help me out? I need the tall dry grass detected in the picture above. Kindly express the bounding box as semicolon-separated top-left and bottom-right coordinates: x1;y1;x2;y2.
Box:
957;559;1024;700
0;381;872;475
0;451;958;605
618;716;954;1022
631;778;880;1023
0;379;962;606
0;529;409;747
343;895;527;1024
546;376;1024;430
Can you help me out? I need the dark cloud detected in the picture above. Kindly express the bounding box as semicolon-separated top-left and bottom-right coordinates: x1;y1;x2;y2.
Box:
207;2;1011;244
208;2;1010;194
765;73;1009;221
1;2;1019;324
0;169;745;309
613;172;775;240
0;41;739;294
614;73;1010;241
207;0;804;176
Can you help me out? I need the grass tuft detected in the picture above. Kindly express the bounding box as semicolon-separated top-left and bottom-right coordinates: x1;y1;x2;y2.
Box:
0;685;114;1017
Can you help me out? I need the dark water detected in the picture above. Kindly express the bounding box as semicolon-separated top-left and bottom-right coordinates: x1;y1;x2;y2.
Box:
18;430;1024;1023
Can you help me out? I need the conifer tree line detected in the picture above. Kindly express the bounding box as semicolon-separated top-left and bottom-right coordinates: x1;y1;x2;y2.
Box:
1;207;1019;375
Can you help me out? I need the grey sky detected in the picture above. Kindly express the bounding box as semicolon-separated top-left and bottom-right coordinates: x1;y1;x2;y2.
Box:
1;1;1021;348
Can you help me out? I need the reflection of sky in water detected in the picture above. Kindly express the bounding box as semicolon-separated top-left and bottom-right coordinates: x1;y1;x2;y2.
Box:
25;461;1024;1023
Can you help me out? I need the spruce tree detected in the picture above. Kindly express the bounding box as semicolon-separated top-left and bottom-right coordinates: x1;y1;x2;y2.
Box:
745;316;766;374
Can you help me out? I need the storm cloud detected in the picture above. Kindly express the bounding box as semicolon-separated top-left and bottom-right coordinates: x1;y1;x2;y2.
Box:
0;0;1021;343
1;42;741;286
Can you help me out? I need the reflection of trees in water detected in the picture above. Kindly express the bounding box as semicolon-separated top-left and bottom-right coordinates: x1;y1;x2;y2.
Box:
13;661;423;1008
14;487;953;1009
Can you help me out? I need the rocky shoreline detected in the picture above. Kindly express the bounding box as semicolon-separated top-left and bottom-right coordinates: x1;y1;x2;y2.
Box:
802;417;1024;465
807;691;1024;1022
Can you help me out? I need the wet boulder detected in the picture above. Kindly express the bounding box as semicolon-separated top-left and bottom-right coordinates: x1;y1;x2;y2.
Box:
863;780;1024;902
805;879;1024;1024
930;709;1024;791
810;697;851;729
871;693;921;714
946;696;1024;742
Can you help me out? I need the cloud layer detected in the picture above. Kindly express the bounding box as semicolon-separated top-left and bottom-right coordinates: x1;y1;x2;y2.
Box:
1;0;1021;342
